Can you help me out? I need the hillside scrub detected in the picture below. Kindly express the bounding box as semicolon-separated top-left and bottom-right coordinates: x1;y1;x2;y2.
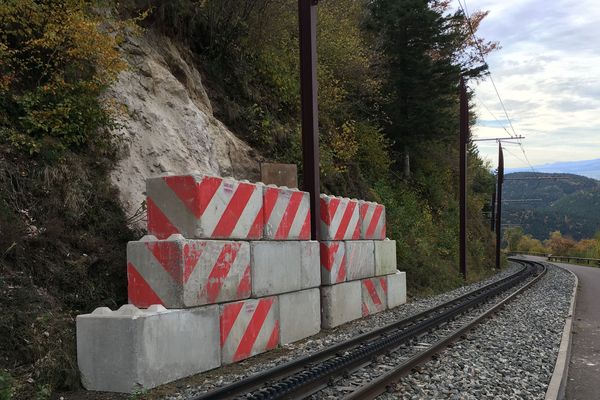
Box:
506;227;600;260
0;1;138;397
1;0;502;397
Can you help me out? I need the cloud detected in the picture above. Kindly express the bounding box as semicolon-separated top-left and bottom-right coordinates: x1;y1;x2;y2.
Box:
458;0;600;168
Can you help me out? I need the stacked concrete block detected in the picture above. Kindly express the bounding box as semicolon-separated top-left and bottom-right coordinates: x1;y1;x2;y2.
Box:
219;297;279;364
146;174;264;240
319;196;407;329
127;234;251;308
77;173;324;393
386;271;407;308
76;304;219;393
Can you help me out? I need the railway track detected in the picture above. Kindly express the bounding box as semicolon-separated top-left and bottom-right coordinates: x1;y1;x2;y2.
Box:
194;258;546;400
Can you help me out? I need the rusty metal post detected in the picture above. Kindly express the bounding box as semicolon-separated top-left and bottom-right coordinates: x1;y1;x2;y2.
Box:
495;143;504;269
459;77;468;280
298;0;320;241
490;189;496;231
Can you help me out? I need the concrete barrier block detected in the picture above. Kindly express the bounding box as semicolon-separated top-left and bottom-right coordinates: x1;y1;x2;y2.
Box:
250;241;303;297
320;281;362;329
359;201;386;240
374;239;397;276
345;241;375;281
127;235;251;308
147;173;264;240
361;277;388;316
279;288;320;344
300;241;321;289
219;297;279;364
319;194;361;240
263;185;311;240
387;271;407;308
320;241;346;285
77;304;220;393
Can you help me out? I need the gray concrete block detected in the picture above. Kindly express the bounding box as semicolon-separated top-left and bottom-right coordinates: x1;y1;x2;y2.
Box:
300;241;321;289
76;304;220;393
146;173;264;240
250;241;302;297
387;271;407;308
320;281;362;329
345;241;375;281
219;297;279;364
279;288;321;344
374;239;397;276
127;235;251;308
361;276;388;316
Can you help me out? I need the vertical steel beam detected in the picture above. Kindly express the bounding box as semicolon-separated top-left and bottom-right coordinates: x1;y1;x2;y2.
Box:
298;0;320;241
495;144;504;269
459;77;468;280
490;189;496;231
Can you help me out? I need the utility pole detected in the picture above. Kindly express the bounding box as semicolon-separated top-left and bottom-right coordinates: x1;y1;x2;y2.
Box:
298;0;320;241
459;77;468;280
490;189;496;231
495;143;504;269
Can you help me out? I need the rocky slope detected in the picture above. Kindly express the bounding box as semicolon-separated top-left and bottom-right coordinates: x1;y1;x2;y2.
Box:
107;31;262;222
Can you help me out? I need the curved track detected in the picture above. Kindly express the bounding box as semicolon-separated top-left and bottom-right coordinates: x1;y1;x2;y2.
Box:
195;258;546;400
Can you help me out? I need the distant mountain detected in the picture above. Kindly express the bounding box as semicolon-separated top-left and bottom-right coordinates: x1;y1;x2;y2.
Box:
502;172;600;241
505;158;600;180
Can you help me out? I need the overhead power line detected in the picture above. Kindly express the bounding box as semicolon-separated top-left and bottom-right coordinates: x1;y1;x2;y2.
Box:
456;0;517;138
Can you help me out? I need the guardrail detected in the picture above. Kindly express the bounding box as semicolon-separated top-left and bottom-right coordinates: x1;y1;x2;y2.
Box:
506;251;551;257
547;255;600;267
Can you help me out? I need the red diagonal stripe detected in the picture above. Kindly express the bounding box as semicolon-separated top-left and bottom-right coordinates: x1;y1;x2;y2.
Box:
359;202;369;219
320;242;340;272
147;240;183;284
236;264;252;298
212;183;255;238
366;205;384;239
233;298;274;362
247;205;264;239
205;243;240;303
263;187;279;226
336;254;347;282
380;277;388;294
164;175;222;219
364;279;382;306
362;302;369;317
183;241;205;283
334;201;356;240
275;191;304;239
147;197;179;239
127;262;164;307
299;210;311;239
220;302;244;347
320;197;340;225
266;320;280;349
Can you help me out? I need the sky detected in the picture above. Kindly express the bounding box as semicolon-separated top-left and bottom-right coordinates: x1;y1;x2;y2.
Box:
454;0;600;170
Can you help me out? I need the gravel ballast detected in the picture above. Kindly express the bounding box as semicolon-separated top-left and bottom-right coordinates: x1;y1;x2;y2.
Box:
163;265;526;399
380;263;575;400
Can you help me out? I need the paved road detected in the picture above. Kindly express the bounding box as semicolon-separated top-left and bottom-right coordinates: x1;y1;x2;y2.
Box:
552;262;600;400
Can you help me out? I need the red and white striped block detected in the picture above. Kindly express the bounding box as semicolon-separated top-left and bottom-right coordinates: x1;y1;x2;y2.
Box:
359;201;386;240
319;194;361;240
361;276;388;316
320;241;347;285
127;235;251;308
146;174;264;240
219;297;279;364
263;185;311;240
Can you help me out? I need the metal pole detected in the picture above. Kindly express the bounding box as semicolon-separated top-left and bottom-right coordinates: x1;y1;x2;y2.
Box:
298;0;320;241
495;144;504;269
459;77;468;280
490;189;496;231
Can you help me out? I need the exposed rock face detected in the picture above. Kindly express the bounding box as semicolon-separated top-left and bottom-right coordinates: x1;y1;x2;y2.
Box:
108;31;261;224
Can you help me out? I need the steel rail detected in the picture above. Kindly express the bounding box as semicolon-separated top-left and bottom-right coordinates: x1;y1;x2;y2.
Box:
194;260;536;400
192;259;527;400
344;260;548;400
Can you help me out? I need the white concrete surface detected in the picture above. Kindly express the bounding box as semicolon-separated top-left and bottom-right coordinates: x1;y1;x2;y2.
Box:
300;241;321;289
387;271;407;308
278;288;321;345
263;185;311;240
374;239;397;276
76;304;220;393
320;280;362;329
345;241;375;281
250;241;302;297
